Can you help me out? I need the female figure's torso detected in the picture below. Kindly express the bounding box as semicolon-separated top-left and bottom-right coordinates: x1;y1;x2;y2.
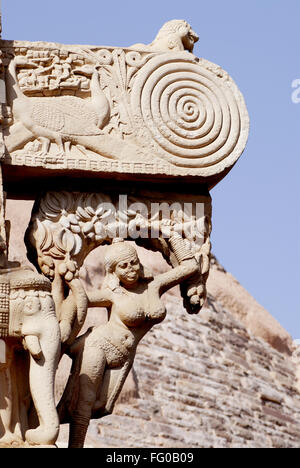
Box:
91;281;166;367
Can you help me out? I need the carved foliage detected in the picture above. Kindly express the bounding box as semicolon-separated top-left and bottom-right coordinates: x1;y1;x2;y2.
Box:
26;191;212;313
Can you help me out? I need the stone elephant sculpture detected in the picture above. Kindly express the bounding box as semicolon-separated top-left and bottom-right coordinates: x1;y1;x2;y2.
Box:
0;266;61;447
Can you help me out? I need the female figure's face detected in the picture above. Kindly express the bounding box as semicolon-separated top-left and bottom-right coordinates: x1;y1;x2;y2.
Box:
114;253;140;287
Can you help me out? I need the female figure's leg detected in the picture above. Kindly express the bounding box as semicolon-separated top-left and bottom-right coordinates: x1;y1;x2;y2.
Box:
68;336;106;448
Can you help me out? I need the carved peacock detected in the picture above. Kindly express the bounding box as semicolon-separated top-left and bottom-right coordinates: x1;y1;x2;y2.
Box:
5;57;111;156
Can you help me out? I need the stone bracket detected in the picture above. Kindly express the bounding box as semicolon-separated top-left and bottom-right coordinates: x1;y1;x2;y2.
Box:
26;189;212;314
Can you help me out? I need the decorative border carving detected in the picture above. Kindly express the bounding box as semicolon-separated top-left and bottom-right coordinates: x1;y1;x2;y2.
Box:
0;40;249;184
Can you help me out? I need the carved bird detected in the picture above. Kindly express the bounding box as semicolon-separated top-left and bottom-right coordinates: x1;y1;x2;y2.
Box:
131;19;199;53
6;57;111;156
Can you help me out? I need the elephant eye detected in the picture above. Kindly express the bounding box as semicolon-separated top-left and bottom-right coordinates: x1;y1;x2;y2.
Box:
24;297;41;315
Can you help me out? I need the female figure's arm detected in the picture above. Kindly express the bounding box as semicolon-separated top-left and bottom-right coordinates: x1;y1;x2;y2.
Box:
153;233;199;296
154;258;199;296
52;263;89;344
86;288;113;308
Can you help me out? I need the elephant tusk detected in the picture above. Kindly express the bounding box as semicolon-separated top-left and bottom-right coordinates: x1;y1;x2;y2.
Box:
24;335;43;360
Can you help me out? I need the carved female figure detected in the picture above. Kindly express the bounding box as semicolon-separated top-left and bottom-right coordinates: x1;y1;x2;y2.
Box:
58;235;199;448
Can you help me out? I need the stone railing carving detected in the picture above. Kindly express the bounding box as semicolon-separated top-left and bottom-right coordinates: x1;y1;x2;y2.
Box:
0;20;249;448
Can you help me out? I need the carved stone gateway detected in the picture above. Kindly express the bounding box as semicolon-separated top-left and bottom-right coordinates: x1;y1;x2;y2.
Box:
0;19;249;447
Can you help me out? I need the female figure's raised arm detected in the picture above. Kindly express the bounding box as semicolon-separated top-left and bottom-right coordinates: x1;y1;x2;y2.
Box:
86;288;113;308
154;258;199;296
153;233;199;296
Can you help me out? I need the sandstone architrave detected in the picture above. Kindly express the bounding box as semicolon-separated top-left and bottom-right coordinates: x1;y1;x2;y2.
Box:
0;22;248;190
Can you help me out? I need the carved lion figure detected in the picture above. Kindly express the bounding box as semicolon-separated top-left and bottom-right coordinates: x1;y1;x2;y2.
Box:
131;19;199;53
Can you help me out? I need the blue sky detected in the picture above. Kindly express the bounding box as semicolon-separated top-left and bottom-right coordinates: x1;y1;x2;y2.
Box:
2;0;299;337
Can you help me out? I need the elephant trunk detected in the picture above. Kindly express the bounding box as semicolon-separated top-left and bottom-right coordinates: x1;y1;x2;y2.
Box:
24;335;42;360
5;267;61;447
23;295;61;446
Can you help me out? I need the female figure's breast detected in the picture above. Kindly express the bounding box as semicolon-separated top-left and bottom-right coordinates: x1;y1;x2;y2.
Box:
145;289;167;323
115;296;146;327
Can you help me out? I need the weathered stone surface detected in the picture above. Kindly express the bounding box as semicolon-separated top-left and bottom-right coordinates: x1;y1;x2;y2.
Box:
207;256;293;355
5;198;300;448
0;20;249;189
79;295;300;449
0;18;271;450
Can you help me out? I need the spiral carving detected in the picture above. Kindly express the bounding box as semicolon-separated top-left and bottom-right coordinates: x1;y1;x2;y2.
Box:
96;49;113;65
131;53;249;171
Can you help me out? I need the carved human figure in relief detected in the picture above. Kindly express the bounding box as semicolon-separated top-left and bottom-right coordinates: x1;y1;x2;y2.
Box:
131;19;199;53
58;235;199;448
